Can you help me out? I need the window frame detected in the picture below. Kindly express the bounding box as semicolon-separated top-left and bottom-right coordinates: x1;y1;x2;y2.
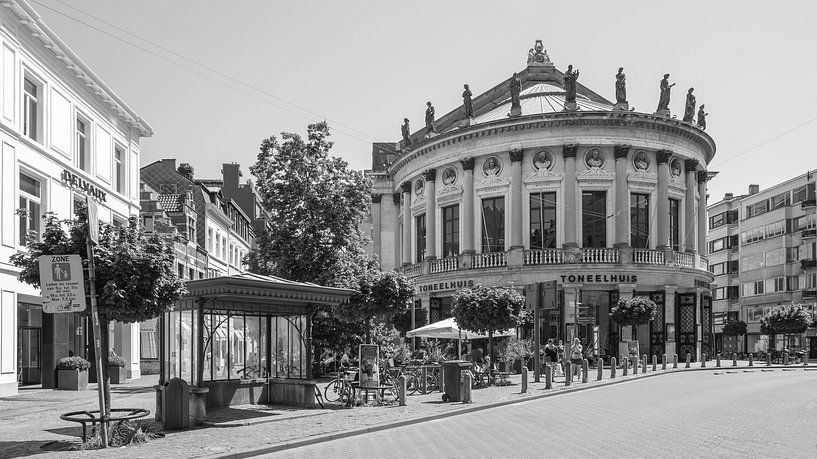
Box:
582;190;607;248
530;191;557;250
415;213;426;262
114;143;126;194
18;170;43;247
481;196;505;253
75;112;92;174
441;204;459;258
22;74;43;142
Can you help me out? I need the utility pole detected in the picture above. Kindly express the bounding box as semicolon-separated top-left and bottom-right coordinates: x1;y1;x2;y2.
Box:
85;197;108;448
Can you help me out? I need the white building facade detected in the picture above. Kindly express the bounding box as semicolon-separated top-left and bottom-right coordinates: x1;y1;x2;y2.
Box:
0;0;151;395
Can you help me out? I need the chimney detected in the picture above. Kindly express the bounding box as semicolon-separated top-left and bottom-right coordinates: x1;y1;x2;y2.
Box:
222;163;242;196
160;158;176;171
178;163;194;180
748;184;760;195
724;193;733;200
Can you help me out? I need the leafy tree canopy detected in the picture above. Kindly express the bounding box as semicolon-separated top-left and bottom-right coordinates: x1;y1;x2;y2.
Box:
609;296;657;327
336;270;415;323
10;208;186;323
760;304;813;335
722;320;748;336
452;286;525;336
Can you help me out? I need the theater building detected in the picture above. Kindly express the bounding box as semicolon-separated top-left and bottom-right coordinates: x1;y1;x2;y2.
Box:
366;42;716;362
0;0;151;395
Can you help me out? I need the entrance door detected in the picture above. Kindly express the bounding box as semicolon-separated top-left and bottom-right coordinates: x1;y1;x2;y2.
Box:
809;337;817;360
677;293;697;361
701;297;713;359
17;327;41;385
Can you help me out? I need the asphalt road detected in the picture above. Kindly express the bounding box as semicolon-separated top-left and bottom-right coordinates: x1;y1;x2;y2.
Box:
265;369;817;458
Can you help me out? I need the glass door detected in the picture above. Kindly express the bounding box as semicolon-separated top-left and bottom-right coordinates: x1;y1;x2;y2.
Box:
17;327;41;385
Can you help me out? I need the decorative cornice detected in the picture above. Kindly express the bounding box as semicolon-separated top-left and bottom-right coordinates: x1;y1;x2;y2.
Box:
613;144;631;160
371;193;382;204
422;169;437;181
400;181;413;193
656;150;672;164
684;159;699;173
392;192;402;204
387;113;716;175
460;157;475;171
697;171;709;183
509;149;524;163
563;144;578;158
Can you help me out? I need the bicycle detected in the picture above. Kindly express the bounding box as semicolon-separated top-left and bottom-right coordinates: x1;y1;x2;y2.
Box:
323;367;358;406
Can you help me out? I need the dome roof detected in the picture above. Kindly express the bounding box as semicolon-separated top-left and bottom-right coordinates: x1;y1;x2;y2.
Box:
475;83;613;123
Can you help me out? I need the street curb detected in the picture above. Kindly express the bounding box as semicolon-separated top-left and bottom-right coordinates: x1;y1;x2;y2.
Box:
220;363;813;458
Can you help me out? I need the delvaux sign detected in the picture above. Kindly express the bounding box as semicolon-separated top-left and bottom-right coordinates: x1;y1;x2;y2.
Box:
61;170;107;203
38;254;87;313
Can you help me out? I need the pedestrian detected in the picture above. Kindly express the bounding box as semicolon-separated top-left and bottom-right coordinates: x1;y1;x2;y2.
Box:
544;339;558;376
569;338;583;379
556;340;565;377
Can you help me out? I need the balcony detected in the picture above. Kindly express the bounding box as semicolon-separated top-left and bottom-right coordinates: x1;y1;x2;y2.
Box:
802;228;817;239
804;289;817;299
429;256;458;274
801;259;817;270
473;251;506;269
631;249;664;265
801;198;816;209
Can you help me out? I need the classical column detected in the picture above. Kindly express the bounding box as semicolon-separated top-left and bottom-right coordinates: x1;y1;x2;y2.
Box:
392;192;401;269
509;148;524;249
460;158;475;254
401;181;412;265
614;145;631;247
656;150;672;250
697;171;708;256
684;159;698;253
423;169;437;260
371;194;382;259
563;144;578;248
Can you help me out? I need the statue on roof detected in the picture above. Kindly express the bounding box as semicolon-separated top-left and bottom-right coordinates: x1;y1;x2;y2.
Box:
697;105;708;130
655;74;675;116
509;73;522;117
527;39;551;66
563;65;579;110
615;67;627;104
683;88;696;123
401;118;411;147
462;84;474;118
425;102;435;134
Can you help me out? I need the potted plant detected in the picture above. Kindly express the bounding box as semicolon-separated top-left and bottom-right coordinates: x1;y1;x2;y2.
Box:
56;356;91;391
609;296;657;364
107;354;127;384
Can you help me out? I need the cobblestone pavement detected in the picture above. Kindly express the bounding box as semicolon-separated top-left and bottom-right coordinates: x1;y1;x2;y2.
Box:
267;369;817;458
0;362;813;458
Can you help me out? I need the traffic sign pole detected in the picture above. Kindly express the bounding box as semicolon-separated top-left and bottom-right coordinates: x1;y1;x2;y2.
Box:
85;198;108;448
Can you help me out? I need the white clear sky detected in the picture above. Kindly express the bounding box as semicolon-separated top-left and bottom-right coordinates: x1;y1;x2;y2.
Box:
34;0;817;203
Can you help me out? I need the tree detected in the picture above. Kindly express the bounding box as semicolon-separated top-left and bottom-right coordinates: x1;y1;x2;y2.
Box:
760;304;813;352
722;320;748;354
248;122;415;343
391;308;428;337
452;286;525;369
10;207;185;412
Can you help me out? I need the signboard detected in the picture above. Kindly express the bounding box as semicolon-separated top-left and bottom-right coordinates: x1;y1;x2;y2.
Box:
86;197;99;244
627;340;640;359
358;344;380;387
38;254;87;313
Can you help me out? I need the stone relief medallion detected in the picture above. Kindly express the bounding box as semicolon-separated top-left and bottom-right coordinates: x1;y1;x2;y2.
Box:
670;158;682;178
414;178;424;196
442;167;457;186
482;156;502;176
532;150;554;171
584;148;605;169
633;150;650;171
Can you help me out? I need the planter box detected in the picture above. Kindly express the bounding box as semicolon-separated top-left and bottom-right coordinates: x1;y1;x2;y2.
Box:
108;366;127;384
57;369;88;391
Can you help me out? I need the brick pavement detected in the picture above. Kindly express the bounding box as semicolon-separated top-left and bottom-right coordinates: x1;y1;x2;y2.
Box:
0;361;813;458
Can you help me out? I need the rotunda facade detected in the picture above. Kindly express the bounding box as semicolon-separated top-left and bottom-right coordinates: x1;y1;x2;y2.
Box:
366;42;716;362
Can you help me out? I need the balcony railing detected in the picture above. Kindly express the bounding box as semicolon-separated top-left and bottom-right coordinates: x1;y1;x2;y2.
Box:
801;259;817;270
524;248;564;265
581;248;619;264
429;256;458;274
801;198;816;209
674;251;695;269
631;249;664;265
402;262;422;279
802;228;817;239
473;251;506;269
699;255;709;270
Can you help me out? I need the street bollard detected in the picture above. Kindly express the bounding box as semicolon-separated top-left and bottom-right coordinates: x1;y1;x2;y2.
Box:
732;353;737;367
749;354;753;366
673;354;678;369
398;375;407;406
622;357;629;376
582;359;589;383
461;372;472;404
662;354;667;370
766;353;771;366
642;355;648;373
521;366;528;393
610;357;617;378
652;355;657;372
597;358;603;381
685;353;691;368
716;353;721;367
545;364;552;389
421;366;427;393
633;357;639;375
783;352;789;366
564;362;572;386
702;353;707;368
804;350;809;366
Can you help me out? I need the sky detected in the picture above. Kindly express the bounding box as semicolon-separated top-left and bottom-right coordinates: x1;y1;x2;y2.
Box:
33;0;817;203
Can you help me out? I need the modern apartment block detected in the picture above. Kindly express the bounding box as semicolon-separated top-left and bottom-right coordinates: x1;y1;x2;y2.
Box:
708;172;817;356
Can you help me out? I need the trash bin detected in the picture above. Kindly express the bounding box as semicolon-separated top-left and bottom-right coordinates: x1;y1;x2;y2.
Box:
441;360;472;402
162;378;190;430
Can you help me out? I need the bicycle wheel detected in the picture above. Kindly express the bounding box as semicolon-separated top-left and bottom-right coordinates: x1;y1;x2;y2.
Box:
406;375;419;395
340;385;355;406
323;380;342;402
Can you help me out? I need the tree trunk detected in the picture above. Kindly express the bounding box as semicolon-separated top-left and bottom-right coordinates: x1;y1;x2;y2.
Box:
101;317;111;418
366;317;372;344
487;331;493;384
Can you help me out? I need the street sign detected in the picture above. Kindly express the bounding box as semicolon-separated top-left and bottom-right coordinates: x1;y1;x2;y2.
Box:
38;254;87;313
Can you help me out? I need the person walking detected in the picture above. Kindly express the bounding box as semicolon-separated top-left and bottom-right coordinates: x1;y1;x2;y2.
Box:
544;339;558;376
569;338;583;380
556;340;566;377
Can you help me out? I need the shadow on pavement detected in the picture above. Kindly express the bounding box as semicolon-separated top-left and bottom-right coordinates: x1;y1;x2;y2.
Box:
0;440;76;457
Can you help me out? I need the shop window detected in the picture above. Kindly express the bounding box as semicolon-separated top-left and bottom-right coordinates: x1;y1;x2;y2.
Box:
669;198;680;251
415;213;426;262
582;191;606;248
481;197;505;252
530;192;557;249
442;205;459;258
18;172;42;246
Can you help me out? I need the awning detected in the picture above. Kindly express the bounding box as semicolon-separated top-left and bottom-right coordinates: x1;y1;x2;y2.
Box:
406;317;514;340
